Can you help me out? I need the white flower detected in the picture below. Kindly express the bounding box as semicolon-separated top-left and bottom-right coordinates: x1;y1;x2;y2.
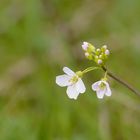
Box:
92;80;111;99
82;42;89;51
56;67;86;100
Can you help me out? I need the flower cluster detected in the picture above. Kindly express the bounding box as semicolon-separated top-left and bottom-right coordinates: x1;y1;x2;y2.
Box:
94;45;110;65
56;42;112;100
82;42;110;65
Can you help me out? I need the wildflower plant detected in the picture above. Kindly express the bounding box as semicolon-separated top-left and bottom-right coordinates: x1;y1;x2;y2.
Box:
56;42;140;100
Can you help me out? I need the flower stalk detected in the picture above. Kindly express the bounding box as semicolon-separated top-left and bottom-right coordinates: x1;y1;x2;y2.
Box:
102;66;140;96
82;67;100;74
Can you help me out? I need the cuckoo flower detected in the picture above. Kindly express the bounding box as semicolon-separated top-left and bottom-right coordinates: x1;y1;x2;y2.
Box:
56;67;86;100
92;80;111;99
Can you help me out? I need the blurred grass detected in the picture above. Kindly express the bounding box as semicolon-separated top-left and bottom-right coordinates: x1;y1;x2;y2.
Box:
0;0;140;139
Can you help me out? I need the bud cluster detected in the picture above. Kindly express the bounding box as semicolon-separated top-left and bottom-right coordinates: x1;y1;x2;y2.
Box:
94;45;110;65
82;42;110;65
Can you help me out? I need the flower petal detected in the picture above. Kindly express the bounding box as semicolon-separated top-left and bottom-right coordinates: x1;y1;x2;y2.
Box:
76;78;86;93
66;84;79;100
63;67;75;76
105;82;111;96
105;86;112;96
92;81;101;91
106;87;111;96
56;75;71;87
96;89;105;99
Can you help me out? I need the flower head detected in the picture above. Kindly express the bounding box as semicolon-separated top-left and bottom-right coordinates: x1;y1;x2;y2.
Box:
92;80;111;99
56;67;86;100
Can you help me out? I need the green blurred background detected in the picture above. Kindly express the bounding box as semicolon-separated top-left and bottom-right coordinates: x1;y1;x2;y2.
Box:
0;0;140;139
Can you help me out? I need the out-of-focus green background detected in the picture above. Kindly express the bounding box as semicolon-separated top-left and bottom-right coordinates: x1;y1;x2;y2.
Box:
0;0;140;139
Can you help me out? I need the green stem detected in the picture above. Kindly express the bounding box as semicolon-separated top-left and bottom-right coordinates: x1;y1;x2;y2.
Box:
102;66;140;96
82;67;100;74
103;71;108;80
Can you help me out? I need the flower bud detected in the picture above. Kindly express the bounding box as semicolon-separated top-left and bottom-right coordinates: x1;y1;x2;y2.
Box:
82;42;88;51
97;59;102;64
95;48;101;55
95;56;99;59
99;55;102;58
102;45;107;49
105;49;110;55
88;43;95;52
85;52;89;57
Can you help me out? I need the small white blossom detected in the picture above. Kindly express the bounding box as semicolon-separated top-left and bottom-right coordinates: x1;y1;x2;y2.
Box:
56;67;86;100
97;59;102;64
82;42;89;51
105;49;110;55
92;80;111;99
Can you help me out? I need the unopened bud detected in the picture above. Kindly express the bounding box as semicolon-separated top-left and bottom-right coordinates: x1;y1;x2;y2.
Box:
105;49;110;55
95;56;99;59
85;52;89;57
99;55;102;58
102;45;107;49
82;42;89;51
98;59;102;64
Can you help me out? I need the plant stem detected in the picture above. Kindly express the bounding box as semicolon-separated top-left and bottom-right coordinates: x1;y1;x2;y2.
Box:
102;66;140;96
82;67;100;74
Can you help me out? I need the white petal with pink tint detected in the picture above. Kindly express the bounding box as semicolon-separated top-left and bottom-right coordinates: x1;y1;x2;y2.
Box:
56;75;71;87
63;67;75;76
66;84;79;100
76;78;86;93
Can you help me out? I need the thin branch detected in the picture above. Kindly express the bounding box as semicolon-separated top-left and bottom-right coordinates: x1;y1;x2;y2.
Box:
102;66;140;96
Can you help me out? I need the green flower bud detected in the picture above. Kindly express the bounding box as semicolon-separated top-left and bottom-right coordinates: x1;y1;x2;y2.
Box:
87;54;93;60
99;55;102;58
87;43;95;53
95;48;101;55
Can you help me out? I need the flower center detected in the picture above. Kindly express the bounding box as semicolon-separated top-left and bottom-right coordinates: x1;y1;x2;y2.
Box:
99;82;106;90
69;75;79;84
